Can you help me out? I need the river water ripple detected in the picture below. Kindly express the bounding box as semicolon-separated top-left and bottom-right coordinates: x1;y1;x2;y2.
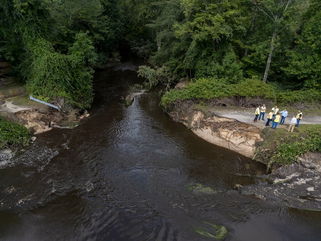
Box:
1;64;321;241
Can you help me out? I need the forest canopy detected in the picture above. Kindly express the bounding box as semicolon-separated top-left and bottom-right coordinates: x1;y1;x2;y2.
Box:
1;0;321;108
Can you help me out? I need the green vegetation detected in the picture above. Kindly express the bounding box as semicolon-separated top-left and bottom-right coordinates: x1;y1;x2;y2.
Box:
256;125;321;168
195;222;228;240
188;183;217;195
1;0;321;110
161;78;321;107
0;118;30;149
0;0;120;109
25;34;96;109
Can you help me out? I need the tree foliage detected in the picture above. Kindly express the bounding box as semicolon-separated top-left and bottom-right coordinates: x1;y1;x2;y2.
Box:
0;0;320;108
0;0;121;108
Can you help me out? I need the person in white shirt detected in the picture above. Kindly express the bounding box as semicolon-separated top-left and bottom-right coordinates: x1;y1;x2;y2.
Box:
280;109;288;125
272;106;279;119
288;116;297;132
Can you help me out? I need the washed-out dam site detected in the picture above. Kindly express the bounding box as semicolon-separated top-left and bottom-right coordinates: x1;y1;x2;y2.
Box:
1;63;321;241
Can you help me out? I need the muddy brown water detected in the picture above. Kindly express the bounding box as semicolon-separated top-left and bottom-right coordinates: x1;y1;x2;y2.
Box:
1;63;321;241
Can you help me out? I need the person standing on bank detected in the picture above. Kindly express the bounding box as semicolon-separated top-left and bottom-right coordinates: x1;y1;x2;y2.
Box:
266;111;274;126
296;111;303;127
259;104;266;121
254;106;260;122
280;109;288;125
288;116;297;132
272;106;279;119
272;112;281;129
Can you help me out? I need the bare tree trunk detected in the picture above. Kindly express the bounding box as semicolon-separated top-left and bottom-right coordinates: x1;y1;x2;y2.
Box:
263;30;277;83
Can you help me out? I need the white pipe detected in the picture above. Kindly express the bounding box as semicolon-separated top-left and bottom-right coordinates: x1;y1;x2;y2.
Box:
29;96;60;111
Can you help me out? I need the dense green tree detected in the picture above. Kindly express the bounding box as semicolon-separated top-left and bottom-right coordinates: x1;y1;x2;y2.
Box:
248;0;309;82
25;33;97;108
1;0;320;109
146;0;249;81
285;0;321;90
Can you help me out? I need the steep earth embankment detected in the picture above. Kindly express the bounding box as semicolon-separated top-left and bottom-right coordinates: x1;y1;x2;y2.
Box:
167;100;321;210
168;100;263;158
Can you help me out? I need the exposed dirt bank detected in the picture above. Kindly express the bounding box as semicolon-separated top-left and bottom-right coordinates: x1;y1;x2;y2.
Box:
168;100;263;158
0;77;87;135
166;99;321;210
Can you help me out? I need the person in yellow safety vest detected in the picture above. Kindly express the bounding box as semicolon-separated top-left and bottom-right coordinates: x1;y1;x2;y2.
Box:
259;104;266;121
272;106;279;119
265;111;274;126
272;112;281;129
296;111;303;127
253;106;260;122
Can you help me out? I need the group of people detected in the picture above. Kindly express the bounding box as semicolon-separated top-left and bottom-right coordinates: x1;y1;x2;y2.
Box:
254;104;303;132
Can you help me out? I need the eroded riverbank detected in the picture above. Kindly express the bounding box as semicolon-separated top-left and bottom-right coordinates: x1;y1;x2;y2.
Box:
165;98;321;211
1;64;321;241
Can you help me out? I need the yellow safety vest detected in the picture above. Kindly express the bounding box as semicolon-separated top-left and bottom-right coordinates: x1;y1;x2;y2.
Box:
274;115;281;123
267;112;273;119
296;113;303;120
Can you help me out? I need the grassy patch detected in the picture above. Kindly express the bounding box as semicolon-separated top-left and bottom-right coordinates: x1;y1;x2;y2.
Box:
0;118;30;149
188;183;217;194
195;222;228;240
256;125;321;168
161;78;321;107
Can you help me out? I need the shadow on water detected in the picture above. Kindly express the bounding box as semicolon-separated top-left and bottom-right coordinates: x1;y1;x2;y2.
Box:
1;62;321;241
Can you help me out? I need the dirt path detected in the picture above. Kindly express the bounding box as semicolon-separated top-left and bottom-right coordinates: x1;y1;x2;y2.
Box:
213;108;321;127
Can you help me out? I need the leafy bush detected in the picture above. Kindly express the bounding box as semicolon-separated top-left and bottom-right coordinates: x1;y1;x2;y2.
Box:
276;89;321;104
161;78;232;106
161;77;321;107
25;33;97;109
257;125;321;167
271;126;321;165
137;65;176;89
0;118;30;149
233;79;276;99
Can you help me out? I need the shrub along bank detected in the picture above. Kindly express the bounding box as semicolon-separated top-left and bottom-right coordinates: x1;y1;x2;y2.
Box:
0;118;30;149
256;125;321;169
160;78;321;108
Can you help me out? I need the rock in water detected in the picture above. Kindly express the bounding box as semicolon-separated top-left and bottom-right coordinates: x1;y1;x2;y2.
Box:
241;152;321;210
125;94;135;106
0;149;14;164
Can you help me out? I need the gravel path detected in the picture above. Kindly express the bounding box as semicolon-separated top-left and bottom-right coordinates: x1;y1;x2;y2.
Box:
214;109;321;127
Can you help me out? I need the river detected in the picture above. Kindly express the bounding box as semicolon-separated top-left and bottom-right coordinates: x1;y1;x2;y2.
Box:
1;63;321;241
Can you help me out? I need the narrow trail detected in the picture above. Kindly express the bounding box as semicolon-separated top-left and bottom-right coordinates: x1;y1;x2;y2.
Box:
214;108;321;128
